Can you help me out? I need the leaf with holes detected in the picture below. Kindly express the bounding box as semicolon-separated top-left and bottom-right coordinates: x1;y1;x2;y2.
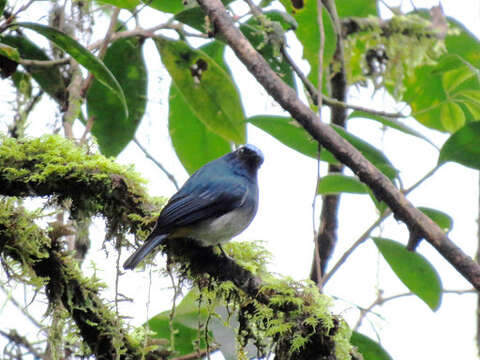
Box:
373;237;442;310
155;37;245;144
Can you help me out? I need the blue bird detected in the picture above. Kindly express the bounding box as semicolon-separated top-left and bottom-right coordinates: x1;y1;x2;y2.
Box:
123;144;264;270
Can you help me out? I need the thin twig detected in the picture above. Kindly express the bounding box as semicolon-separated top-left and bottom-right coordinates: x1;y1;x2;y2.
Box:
134;137;180;190
0;329;45;359
280;47;407;119
402;165;441;194
322;210;391;286
0;285;43;329
321;165;441;286
81;7;120;97
312;0;325;291
354;288;476;330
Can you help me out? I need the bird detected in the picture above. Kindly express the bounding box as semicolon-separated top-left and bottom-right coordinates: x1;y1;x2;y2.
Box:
123;144;264;270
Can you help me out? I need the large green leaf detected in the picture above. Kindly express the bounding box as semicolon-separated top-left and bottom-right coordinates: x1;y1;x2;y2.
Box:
373;237;442;311
0;0;6;15
438;122;480;170
350;332;393;360
335;0;377;18
404;55;479;133
332;124;397;180
17;22;128;117
86;36;147;157
96;0;139;10
1;35;67;105
169;84;231;174
279;0;336;89
240;11;296;89
248;115;338;163
418;207;453;233
445;18;480;69
317;174;368;195
169;41;231;173
248;115;397;178
155;37;245;144
348;110;435;146
142;0;186;14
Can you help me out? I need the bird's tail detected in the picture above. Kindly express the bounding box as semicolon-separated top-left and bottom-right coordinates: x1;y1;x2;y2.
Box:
123;234;167;270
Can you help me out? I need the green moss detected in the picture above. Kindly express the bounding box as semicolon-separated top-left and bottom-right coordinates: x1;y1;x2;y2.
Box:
0;135;162;238
344;13;448;99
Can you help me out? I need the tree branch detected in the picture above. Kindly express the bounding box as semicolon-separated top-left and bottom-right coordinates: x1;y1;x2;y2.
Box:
196;0;480;291
0;135;352;360
0;201;169;360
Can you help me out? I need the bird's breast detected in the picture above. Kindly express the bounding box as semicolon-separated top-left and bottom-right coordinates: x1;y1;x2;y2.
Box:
188;203;257;246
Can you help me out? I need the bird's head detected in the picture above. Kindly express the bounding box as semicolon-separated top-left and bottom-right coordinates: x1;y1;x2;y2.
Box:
233;144;264;172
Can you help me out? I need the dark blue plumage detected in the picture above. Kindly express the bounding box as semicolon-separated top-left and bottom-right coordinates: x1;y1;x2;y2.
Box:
123;144;263;270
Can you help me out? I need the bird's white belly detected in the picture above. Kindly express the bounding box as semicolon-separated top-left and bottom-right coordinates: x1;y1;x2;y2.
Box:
189;207;254;246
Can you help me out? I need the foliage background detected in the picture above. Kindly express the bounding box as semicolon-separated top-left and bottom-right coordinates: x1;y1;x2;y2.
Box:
0;0;479;359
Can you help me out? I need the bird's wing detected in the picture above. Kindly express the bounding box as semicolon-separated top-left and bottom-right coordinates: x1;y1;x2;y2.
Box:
155;180;249;231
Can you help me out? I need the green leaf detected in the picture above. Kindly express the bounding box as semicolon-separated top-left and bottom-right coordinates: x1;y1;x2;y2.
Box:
148;289;209;356
332;124;398;180
200;40;228;73
279;0;336;89
317;174;368;195
350;332;393;360
0;43;20;62
248;115;398;178
148;289;207;356
439;102;466;133
0;35;67;105
404;54;479;133
96;0;139;10
454;90;480;119
17;22;128;117
348;110;435;146
12;71;32;98
142;0;186;14
0;0;6;15
86;37;147;157
373;237;442;310
155;37;245;144
169;84;231;174
438;122;480;170
240;11;296;89
442;66;475;95
248;115;338;163
335;0;377;18
418;207;453;233
445;18;480;69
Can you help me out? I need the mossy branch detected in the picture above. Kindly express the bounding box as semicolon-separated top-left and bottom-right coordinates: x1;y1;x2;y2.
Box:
0;199;169;360
0;135;354;359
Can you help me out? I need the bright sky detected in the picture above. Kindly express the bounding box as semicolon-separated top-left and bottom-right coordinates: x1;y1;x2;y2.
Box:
1;1;480;359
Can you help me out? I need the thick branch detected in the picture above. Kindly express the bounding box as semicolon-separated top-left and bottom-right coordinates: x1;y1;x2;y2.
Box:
196;0;480;290
0;202;168;360
0;136;350;359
